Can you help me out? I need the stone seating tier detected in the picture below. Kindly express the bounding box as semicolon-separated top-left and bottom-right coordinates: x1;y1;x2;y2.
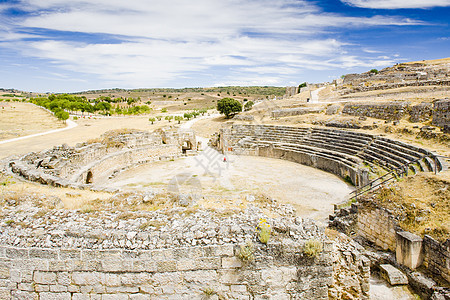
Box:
227;125;443;174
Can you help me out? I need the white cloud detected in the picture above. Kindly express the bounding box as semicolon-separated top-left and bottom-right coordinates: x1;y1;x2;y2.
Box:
341;0;450;9
0;0;427;89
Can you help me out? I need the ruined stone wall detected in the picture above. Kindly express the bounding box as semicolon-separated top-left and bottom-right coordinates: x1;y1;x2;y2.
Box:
342;102;410;121
423;235;450;283
338;200;449;284
271;107;323;118
0;242;336;299
76;144;180;184
409;102;433;123
432;99;450;131
356;200;401;252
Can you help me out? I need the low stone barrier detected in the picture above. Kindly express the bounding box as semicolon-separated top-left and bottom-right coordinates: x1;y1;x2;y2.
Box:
342;102;410;121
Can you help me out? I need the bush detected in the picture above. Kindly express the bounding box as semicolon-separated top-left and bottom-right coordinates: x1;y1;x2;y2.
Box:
303;239;323;257
244;100;254;111
217;97;242;118
257;218;271;244
238;241;254;262
369;69;379;74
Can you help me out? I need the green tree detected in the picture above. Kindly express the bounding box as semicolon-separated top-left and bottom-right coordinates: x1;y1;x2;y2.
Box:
165;115;173;122
156;115;162;121
184;112;193;120
55;110;69;122
217;97;242;118
161;108;168;113
369;69;379;74
244;101;254;111
149;117;156;124
174;116;183;124
199;108;207;115
192;110;200;118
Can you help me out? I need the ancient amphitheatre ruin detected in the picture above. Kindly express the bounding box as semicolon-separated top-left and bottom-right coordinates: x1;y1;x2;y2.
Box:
0;58;449;299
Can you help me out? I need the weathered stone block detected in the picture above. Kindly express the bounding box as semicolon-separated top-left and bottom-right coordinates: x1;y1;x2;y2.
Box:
0;263;9;279
129;295;151;300
72;272;104;285
5;247;28;259
101;294;129;300
222;257;242;269
396;231;423;269
10;290;38;300
34;271;57;285
379;264;408;285
29;248;58;260
59;249;81;260
157;260;177;272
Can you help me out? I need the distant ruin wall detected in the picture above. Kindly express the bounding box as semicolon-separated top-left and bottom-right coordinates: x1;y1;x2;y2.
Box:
271;107;323;118
0;242;339;299
432;99;450;131
342;102;410;121
409;102;433;123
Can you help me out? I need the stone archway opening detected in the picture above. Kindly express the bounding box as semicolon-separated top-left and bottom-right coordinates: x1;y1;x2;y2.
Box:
182;141;192;154
86;171;94;184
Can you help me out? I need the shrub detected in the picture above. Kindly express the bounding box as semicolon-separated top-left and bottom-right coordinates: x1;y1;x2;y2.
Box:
257;218;271;244
303;239;323;257
161;108;167;113
238;240;254;262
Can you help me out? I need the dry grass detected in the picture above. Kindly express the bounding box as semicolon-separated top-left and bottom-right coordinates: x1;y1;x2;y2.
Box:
371;173;449;242
0;102;64;141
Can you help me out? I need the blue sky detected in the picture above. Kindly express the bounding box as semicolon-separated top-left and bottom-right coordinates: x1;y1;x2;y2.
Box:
0;0;449;93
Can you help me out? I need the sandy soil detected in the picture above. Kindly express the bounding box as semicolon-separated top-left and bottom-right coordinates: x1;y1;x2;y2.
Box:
0;115;182;159
104;147;354;222
0;102;65;141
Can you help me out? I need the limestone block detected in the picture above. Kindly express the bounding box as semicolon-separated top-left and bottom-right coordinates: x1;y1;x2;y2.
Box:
5;247;28;259
101;294;129;300
34;271;57;285
0;263;9;279
396;231;423;269
379;264;408;285
29;248;58;260
72;271;104;285
39;292;71;300
157;260;177;272
129;295;151;300
221;257;242;269
72;294;90;300
10;290;38;300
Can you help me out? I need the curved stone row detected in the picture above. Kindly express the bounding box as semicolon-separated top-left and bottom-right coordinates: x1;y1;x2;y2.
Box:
4;129;197;191
218;125;445;186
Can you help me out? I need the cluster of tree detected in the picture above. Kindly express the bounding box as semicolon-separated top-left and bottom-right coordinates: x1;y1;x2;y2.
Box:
30;94;151;117
149;108;208;124
114;105;151;115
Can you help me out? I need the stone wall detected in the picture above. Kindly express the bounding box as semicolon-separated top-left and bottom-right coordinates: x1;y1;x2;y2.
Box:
342;102;410;121
334;199;450;284
7;129;193;189
271;107;323;118
409;102;433;123
432;99;450;132
423;235;450;283
356;199;401;251
0;242;337;299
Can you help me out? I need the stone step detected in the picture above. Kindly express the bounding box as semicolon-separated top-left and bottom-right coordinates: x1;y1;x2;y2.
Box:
379;264;408;286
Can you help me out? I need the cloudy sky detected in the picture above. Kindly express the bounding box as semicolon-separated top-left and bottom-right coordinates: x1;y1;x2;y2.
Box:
0;0;449;92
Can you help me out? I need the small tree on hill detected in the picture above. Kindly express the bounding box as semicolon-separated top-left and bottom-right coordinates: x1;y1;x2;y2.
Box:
184;112;193;120
175;116;183;124
244;101;254;111
217;97;242;118
149;117;156;124
165;115;173;122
